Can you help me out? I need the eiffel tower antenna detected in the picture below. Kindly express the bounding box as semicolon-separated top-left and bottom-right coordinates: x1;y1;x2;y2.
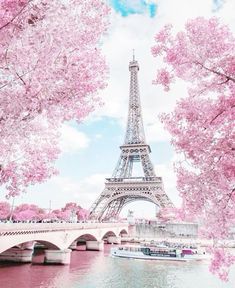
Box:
132;49;135;61
89;57;173;220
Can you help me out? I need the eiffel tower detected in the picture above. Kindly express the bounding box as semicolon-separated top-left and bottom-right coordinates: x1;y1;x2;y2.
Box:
89;55;173;220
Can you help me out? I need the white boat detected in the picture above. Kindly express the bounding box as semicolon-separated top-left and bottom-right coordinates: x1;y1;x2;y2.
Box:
110;245;208;262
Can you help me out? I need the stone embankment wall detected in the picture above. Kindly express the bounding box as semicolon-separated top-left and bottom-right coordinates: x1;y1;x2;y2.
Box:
129;222;198;239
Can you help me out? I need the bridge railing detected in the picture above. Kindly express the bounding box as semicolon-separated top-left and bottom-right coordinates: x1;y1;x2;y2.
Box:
0;222;128;234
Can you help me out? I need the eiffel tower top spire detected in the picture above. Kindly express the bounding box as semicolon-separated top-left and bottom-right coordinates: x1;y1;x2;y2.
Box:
124;56;146;145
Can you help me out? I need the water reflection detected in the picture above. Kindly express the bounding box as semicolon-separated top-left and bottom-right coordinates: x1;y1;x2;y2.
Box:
0;245;234;288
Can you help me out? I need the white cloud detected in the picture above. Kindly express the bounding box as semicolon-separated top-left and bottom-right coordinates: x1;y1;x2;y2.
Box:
157;0;212;28
49;173;109;209
17;173;108;210
154;162;180;207
59;124;90;153
145;121;170;143
216;0;235;26
94;133;103;139
73;173;109;208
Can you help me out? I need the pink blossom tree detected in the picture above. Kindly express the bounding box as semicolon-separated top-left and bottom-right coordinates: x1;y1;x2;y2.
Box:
4;201;89;221
152;17;235;280
0;122;60;198
0;201;11;220
77;208;89;221
12;203;46;221
49;202;81;221
62;202;80;221
54;202;89;221
0;0;109;198
61;202;89;221
62;202;81;212
50;209;70;221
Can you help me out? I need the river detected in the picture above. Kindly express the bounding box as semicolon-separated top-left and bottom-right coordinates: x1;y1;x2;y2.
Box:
0;245;234;288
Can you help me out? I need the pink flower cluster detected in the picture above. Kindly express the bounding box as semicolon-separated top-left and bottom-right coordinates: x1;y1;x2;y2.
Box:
209;248;235;282
152;69;172;91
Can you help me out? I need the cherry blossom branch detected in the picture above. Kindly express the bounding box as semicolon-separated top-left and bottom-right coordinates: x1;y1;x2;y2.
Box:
0;1;32;31
194;61;235;83
0;68;37;90
210;105;235;124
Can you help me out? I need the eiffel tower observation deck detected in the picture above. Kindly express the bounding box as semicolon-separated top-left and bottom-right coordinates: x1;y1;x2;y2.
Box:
89;55;173;221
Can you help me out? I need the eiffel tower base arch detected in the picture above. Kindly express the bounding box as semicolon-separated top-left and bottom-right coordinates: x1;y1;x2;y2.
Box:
90;177;172;221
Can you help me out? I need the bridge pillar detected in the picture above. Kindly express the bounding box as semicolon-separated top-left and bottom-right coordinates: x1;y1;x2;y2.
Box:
86;240;104;251
0;248;33;263
44;249;71;265
107;236;121;244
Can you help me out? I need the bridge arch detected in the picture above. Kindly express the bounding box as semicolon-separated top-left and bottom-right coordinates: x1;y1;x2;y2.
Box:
0;239;61;254
119;229;128;236
101;230;117;240
67;233;98;249
100;193;159;220
34;240;60;250
0;232;70;254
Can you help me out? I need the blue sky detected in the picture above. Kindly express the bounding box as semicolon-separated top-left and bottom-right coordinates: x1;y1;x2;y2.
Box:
212;0;225;11
58;119;174;180
110;0;157;17
109;0;224;16
1;0;234;218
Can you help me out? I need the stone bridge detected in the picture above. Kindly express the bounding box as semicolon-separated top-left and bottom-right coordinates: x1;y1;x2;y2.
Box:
0;222;128;264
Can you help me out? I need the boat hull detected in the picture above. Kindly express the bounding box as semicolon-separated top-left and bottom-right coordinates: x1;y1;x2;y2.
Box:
110;248;207;262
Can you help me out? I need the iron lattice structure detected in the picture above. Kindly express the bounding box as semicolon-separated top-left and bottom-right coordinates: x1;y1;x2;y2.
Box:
89;57;173;220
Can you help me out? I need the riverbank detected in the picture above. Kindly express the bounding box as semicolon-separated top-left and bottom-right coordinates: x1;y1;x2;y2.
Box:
121;236;235;248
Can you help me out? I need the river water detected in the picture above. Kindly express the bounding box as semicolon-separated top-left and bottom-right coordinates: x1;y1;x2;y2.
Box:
0;245;234;288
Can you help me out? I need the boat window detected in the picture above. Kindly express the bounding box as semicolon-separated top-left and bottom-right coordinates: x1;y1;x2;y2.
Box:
141;248;150;255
